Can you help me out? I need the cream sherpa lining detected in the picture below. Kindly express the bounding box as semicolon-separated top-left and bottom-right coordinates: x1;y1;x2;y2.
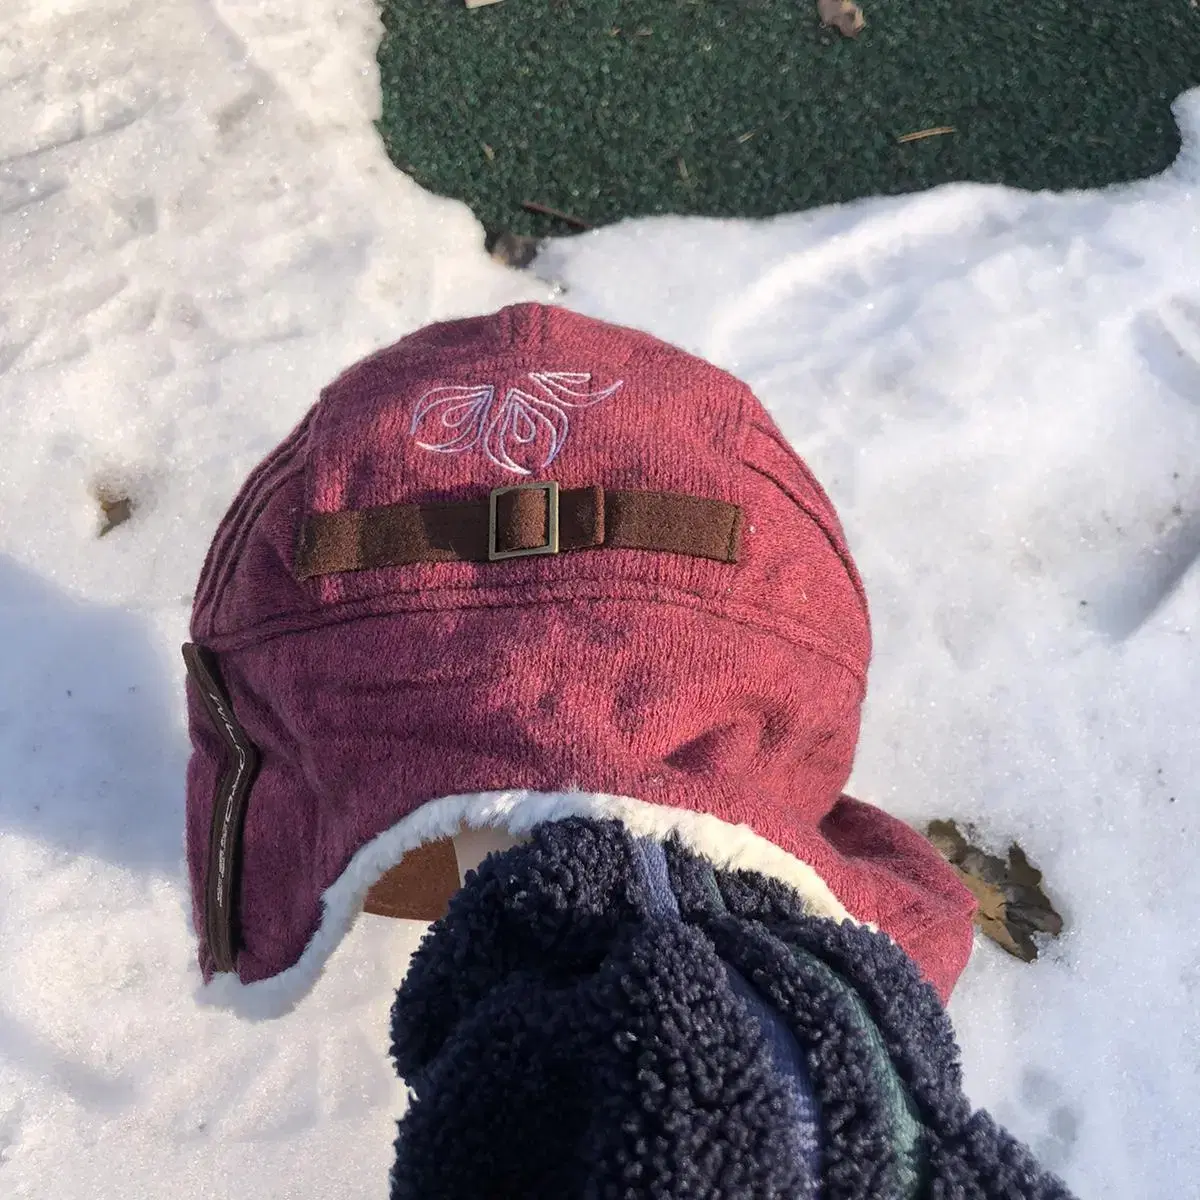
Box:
197;789;860;1021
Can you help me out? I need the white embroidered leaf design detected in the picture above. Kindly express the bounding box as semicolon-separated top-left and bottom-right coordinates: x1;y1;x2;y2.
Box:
411;373;624;475
410;385;495;454
529;372;625;407
483;388;569;475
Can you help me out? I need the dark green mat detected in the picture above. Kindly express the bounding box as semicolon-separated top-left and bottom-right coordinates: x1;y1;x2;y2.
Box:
377;0;1200;239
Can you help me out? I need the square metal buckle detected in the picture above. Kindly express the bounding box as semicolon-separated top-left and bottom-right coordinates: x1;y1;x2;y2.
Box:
488;480;560;561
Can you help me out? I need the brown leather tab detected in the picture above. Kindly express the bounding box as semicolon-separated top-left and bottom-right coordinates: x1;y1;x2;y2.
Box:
606;490;742;564
494;486;550;554
364;838;461;921
494;484;605;555
183;643;262;974
297;486;741;578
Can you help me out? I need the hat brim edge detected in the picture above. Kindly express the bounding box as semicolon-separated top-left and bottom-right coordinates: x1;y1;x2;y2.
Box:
195;788;864;1021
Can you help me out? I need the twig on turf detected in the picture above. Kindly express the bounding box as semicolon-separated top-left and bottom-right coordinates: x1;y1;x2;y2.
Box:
521;201;593;231
896;126;956;144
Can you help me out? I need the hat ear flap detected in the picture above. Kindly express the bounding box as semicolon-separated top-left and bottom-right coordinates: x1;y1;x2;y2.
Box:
182;642;261;975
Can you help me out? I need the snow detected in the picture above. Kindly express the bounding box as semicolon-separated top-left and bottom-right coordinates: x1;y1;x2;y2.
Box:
1;0;1197;1194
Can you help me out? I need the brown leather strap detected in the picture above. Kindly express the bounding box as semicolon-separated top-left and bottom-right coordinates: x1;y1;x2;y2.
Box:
297;485;742;579
182;642;262;974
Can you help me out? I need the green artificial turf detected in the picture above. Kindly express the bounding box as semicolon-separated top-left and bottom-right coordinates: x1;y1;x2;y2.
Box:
377;0;1200;238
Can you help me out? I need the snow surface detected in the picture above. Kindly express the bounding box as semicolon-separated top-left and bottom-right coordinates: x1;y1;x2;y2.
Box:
2;0;1198;1194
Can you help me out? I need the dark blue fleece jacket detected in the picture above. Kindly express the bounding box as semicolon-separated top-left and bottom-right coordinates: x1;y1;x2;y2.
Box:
389;817;1077;1200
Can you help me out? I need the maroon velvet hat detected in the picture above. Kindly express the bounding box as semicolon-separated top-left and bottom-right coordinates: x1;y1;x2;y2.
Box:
183;303;975;1016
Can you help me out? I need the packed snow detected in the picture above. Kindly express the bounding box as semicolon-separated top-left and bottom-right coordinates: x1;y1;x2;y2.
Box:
2;0;1198;1195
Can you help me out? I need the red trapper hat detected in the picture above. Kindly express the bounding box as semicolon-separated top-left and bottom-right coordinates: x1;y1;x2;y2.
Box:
183;303;976;1016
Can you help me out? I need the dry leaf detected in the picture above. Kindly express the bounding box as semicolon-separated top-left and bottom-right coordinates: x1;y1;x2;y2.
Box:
926;819;1064;962
486;230;541;269
1006;845;1064;936
952;867;1038;961
465;0;504;9
926;818;969;862
1008;843;1043;888
818;0;865;38
95;488;133;537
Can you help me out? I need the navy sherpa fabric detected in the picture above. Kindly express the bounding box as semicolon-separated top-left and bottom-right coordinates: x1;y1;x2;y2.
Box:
389;817;1078;1199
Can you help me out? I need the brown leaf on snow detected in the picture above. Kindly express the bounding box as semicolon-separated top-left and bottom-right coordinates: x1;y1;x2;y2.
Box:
818;0;865;38
952;866;1039;962
1006;845;1065;937
95;486;134;537
926;819;1064;962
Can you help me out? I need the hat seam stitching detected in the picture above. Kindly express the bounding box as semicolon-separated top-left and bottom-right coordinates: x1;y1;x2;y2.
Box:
199;590;868;686
742;459;870;620
203;458;310;639
194;420;314;633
